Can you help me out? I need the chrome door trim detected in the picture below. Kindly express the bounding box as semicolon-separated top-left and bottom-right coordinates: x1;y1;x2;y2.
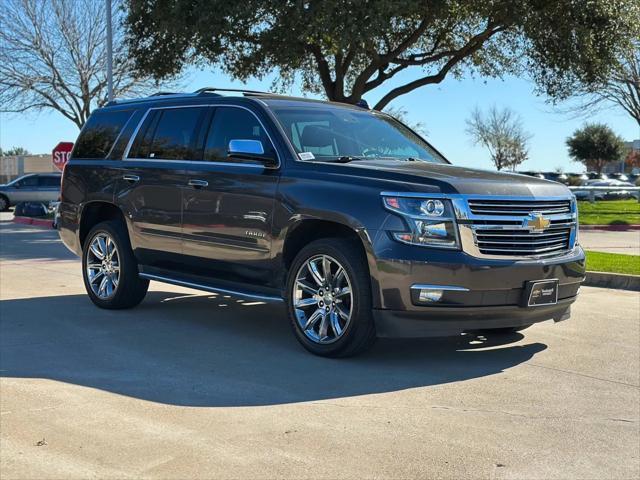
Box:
139;272;283;302
122;104;281;169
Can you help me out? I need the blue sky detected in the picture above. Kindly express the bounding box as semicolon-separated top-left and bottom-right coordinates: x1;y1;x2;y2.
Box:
1;67;638;172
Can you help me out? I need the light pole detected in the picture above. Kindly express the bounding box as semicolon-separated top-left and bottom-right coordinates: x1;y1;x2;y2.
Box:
106;0;113;102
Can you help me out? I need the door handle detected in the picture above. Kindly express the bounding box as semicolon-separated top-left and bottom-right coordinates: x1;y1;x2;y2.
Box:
122;174;140;183
188;179;208;188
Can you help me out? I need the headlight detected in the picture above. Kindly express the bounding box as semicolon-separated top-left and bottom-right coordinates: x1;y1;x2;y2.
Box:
382;196;460;249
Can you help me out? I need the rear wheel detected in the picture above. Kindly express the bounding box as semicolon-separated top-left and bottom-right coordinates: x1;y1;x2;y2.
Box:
82;220;148;309
286;238;376;357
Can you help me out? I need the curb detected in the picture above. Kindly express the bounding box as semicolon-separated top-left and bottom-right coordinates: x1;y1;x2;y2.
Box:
12;216;54;228
583;271;640;291
580;225;640;231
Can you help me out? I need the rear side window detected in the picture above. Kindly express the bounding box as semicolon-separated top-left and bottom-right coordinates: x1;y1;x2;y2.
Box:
129;107;206;160
73;109;133;159
38;176;61;187
204;107;272;161
14;176;38;187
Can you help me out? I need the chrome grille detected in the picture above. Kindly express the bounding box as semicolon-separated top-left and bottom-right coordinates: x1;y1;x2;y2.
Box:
464;197;576;258
467;199;572;216
474;226;571;256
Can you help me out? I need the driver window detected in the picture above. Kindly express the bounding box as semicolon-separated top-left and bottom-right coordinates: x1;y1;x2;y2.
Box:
204;107;273;162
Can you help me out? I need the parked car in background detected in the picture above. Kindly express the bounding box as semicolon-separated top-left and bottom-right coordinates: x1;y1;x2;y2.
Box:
586;171;608;180
608;173;629;182
0;173;62;211
573;179;638;201
542;172;569;185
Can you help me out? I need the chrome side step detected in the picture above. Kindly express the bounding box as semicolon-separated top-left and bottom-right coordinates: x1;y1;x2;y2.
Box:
139;272;284;303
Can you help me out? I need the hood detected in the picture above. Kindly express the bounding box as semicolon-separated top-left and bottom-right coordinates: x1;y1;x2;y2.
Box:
347;160;571;197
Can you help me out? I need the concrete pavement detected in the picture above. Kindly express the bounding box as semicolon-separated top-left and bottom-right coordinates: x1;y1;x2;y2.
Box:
579;228;640;254
1;219;639;479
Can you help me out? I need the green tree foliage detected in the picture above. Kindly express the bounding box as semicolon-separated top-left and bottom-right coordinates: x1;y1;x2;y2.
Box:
0;147;30;156
125;0;639;110
465;106;531;171
566;124;625;173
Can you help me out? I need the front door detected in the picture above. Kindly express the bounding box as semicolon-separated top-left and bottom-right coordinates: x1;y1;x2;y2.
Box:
180;106;280;288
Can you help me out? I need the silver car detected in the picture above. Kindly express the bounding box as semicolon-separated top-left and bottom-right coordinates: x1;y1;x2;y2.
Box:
0;173;62;211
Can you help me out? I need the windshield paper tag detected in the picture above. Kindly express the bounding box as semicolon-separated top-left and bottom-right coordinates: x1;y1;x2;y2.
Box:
298;152;316;160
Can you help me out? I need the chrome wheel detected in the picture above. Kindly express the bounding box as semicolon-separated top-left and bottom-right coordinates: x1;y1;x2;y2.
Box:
293;254;353;344
86;232;120;299
0;197;7;211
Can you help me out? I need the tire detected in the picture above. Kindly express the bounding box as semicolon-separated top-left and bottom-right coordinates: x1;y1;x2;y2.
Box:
0;195;9;211
483;324;532;334
82;220;149;309
286;238;376;357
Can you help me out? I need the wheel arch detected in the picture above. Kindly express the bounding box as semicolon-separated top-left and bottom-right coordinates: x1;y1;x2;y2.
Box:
79;201;126;248
280;218;381;308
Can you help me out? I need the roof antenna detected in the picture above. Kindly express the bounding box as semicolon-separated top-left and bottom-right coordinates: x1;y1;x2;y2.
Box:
356;99;370;109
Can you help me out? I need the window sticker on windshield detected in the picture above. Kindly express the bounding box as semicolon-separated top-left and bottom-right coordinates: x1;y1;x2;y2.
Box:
298;152;316;160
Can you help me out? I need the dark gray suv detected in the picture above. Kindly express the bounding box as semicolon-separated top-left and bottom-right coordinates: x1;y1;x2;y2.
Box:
57;89;585;357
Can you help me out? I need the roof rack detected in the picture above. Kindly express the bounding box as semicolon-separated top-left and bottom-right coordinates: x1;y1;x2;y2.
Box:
194;87;274;96
150;91;181;96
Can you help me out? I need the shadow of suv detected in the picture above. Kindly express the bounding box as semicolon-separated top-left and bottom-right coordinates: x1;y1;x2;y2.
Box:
58;88;585;357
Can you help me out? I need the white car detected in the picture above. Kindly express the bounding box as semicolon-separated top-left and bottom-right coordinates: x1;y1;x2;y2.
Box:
0;173;62;211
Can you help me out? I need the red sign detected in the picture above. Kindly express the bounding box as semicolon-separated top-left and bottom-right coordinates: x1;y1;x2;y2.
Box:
52;142;73;171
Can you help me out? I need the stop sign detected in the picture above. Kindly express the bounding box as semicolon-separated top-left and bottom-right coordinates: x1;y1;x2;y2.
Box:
52;142;73;171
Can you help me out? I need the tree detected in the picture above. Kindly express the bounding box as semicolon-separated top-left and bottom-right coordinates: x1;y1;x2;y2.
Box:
566;124;625;173
0;147;30;156
125;0;639;110
562;41;640;126
465;106;531;171
625;149;640;171
383;106;428;136
0;0;177;128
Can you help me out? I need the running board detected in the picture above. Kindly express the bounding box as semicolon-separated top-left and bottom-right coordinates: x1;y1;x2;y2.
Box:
139;272;284;303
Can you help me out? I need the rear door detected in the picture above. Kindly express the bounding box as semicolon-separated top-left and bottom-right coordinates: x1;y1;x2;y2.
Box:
116;105;208;268
180;105;280;287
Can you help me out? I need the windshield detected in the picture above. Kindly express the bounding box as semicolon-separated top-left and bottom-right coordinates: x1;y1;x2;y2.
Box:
271;106;447;163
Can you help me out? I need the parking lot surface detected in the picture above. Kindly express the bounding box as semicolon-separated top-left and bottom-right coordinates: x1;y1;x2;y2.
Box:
1;218;638;479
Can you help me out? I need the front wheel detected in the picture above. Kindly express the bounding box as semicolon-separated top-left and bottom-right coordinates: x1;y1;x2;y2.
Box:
82;220;149;309
0;195;9;212
286;238;376;357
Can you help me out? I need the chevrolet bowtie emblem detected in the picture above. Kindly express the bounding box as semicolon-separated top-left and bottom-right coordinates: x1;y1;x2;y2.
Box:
524;213;551;232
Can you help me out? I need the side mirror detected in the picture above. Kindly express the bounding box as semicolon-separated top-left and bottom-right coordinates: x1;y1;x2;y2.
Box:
227;139;278;168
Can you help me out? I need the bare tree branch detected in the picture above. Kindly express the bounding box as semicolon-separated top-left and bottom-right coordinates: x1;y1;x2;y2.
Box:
0;0;179;128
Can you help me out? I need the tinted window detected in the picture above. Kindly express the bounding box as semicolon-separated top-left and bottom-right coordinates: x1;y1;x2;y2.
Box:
204;107;273;161
73;109;133;158
39;176;61;187
144;107;206;160
13;176;38;187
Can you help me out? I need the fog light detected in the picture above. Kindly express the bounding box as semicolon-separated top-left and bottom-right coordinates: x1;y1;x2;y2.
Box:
418;289;444;303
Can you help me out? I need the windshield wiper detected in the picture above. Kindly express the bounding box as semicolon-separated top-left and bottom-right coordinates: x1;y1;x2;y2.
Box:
333;156;367;163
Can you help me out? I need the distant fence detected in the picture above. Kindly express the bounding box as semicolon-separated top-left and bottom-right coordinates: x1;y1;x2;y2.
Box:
569;186;640;203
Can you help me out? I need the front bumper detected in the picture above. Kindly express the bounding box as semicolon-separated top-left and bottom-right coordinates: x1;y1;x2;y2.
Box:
369;234;585;337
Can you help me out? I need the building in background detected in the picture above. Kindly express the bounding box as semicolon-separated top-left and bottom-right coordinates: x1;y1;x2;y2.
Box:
0;155;57;184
